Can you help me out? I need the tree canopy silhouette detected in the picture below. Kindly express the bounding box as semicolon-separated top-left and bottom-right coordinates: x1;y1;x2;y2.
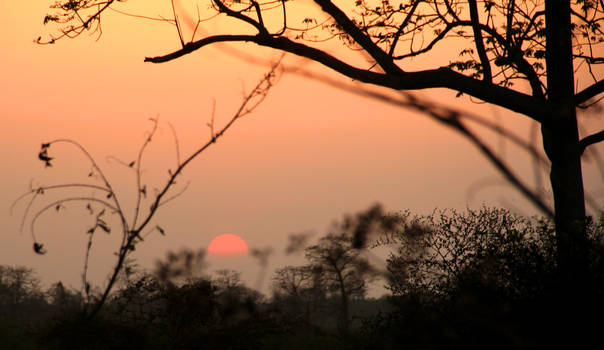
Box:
39;0;604;280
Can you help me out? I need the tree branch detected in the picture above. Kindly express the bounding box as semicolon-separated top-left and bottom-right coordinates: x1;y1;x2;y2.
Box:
212;0;268;35
144;35;258;63
312;0;402;74
452;118;554;218
580;130;604;155
393;19;544;98
575;79;604;105
145;34;549;121
387;0;420;57
468;0;492;83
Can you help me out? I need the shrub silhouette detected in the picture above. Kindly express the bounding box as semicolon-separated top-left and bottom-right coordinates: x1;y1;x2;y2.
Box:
372;207;604;349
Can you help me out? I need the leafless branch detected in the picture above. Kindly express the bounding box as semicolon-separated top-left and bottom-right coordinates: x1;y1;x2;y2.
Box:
15;60;282;319
580;129;604;154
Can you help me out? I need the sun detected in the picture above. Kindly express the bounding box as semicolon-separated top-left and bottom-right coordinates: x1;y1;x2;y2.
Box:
207;234;249;255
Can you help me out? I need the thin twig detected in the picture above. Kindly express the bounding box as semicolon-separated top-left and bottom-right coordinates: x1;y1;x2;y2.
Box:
132;118;160;228
167;121;182;168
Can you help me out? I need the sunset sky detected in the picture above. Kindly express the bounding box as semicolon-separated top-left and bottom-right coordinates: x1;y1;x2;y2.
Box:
2;1;603;295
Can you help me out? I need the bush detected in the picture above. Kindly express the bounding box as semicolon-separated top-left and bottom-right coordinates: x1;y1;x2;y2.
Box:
375;207;604;348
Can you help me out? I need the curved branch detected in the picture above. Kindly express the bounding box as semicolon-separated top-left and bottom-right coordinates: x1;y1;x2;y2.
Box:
30;197;118;242
145;35;257;63
145;34;549;121
580;129;604;155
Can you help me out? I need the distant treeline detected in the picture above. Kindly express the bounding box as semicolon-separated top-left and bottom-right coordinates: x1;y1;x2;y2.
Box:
2;207;604;349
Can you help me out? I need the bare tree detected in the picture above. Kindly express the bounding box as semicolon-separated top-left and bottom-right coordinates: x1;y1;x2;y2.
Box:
39;0;604;282
305;232;375;332
271;205;390;331
273;265;319;300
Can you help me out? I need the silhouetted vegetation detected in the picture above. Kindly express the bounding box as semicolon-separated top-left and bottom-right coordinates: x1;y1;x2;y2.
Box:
12;63;281;319
367;207;604;349
23;0;604;347
3;206;604;348
39;0;604;286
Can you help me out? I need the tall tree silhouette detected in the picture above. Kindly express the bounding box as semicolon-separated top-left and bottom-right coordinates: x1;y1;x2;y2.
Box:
40;1;604;280
272;265;326;326
305;232;375;332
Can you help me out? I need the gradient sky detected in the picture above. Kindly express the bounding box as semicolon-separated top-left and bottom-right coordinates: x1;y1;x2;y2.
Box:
2;1;603;296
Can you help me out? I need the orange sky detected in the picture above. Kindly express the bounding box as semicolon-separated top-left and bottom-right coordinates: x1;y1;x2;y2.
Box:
2;1;603;296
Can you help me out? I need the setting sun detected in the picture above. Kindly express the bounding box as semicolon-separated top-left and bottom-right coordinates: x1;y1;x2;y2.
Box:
207;234;249;255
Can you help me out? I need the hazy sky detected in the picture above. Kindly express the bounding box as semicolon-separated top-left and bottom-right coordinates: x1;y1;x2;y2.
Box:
2;2;603;296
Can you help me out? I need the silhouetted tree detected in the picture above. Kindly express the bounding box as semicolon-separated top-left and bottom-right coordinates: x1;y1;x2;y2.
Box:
305;232;375;333
40;0;604;283
213;269;264;323
272;265;326;326
271;204;395;332
46;281;84;318
0;265;47;323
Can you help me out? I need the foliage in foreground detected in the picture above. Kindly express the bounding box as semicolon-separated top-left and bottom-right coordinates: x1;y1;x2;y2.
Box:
371;207;604;349
2;207;604;349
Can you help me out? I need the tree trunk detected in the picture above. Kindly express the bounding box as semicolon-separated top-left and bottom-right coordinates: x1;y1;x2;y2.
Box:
335;269;350;334
543;1;587;280
339;288;350;333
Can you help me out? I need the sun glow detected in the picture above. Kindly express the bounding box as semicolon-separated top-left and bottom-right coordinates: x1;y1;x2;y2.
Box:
207;234;249;255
